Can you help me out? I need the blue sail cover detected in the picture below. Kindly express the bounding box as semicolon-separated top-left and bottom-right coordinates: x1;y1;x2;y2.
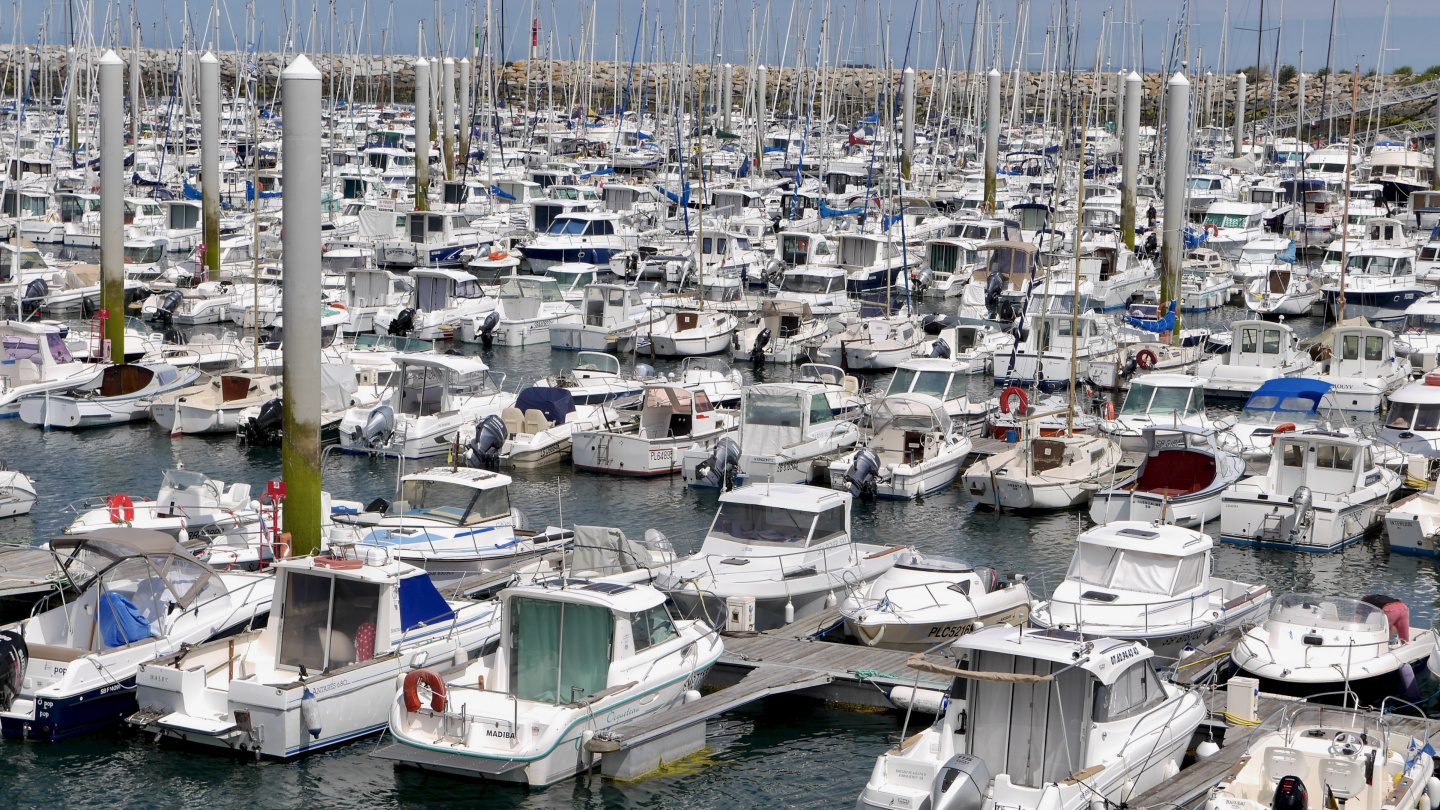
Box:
490;185;517;200
1276;239;1297;264
398;573;456;631
182;181;202;201
245;181;281;201
737;153;751;178
1183;226;1208;249
655;184;691;206
819;199;863;218
1125;300;1177;333
580;167;615;179
1241;378;1332;413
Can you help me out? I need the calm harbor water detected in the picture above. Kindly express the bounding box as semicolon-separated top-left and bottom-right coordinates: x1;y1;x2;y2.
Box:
2;300;1437;809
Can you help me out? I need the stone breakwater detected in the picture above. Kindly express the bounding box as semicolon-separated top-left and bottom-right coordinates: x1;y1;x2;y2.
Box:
0;45;1424;119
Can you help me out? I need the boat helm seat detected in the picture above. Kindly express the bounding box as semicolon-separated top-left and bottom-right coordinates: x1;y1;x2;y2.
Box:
222;483;252;507
1262;747;1306;788
523;409;551;434
1319;758;1365;799
502;407;525;437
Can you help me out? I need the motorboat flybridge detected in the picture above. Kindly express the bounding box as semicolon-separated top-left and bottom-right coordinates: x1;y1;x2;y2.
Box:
1029;522;1272;662
840;553;1032;651
654;484;902;631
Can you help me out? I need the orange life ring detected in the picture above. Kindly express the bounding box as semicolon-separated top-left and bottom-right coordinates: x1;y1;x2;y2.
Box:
403;668;448;712
1270;422;1297;444
1136;348;1159;370
108;493;135;523
488;250;508;261
1204;223;1220;237
1000;386;1028;416
1104;401;1116;420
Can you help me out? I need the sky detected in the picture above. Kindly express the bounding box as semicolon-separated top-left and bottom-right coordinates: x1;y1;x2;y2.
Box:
25;0;1440;75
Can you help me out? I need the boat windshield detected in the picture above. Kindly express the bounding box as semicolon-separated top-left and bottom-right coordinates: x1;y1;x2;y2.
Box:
1403;313;1440;334
1269;594;1387;633
886;368;953;400
779;273;834;294
160;469;221;500
1386;401;1440;432
1120;383;1203;417
395;479;511;526
1066;545;1206;596
709;502;833;547
277;571;384;673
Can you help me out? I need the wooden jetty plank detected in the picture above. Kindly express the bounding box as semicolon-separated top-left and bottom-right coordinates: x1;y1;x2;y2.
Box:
0;546;67;599
1173;628;1244;686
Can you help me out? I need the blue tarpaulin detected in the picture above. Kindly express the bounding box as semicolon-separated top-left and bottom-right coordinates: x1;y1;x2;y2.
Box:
245;181;280;201
1277;239;1297;264
98;592;152;647
1183;226;1208;249
1242;378;1332;413
515;386;576;425
580;167;615;179
182;182;202;201
656;184;690;206
738;154;751;178
819;199;863;218
880;213;903;231
1125;300;1177;333
398;573;455;631
490;185;517;200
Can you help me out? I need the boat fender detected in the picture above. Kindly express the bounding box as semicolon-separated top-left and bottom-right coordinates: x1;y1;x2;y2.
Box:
1425;776;1440;807
999;386;1028;416
825;591;838;609
1136;348;1159;370
889;686;947;715
1195;740;1221;760
683;689;702;705
177;527;188;545
108;493;135;523
301;687;322;739
1400;660;1421;703
1422;794;1433;810
784;600;795;625
402;668;447;713
1163;760;1180;779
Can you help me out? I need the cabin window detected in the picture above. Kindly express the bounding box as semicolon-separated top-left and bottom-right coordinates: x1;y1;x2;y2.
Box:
1315;444;1355;471
810;394;833;424
1093;660;1166;722
1241;329;1259;353
1262;330;1281;354
709;502;816;546
1365;336;1383;361
1174;553;1206;593
629;604;677;652
278;572;383;673
1342;335;1360;360
510;596;613;704
1067;547;1190;596
744;394;806;427
1282;442;1305;467
813;506;846;542
1387;403;1440;432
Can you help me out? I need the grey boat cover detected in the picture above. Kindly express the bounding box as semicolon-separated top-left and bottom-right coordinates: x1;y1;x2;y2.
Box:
571;525;656;577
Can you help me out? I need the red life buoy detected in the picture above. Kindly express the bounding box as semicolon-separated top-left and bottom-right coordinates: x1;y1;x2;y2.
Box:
1136;348;1158;370
489;250;508;261
1104;401;1116;420
403;668;447;712
1204;223;1220;237
1270;422;1297;444
108;493;135;523
1000;386;1028;416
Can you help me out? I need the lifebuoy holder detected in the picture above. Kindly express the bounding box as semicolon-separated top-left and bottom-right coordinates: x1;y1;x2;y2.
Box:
1270;423;1297;444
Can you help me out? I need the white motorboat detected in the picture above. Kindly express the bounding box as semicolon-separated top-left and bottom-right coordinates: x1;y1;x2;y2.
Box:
676;356;745;408
884;356;990;436
1200;201;1268;259
338;354;516;460
828;394;972;500
1384;481;1440;558
1227;378;1335;462
841;553;1032;651
530;351;648;406
149;372;283;436
857;625;1205;810
1090;427;1247;528
129;550;501;759
376;579;723;786
1231;593;1435;700
680;382;861;488
1196;319;1315;401
1101;373;1214;451
1030;522;1271;661
1382;373;1440;459
1233;235;1297;284
476;387;621;469
455;275;579;346
1321;246;1426;323
812;314;923;371
1244;261;1322;317
0;529;272;741
327;467;571;574
0;463;36;518
571;383;738;477
654;484;902;631
548;283;662;352
374;268;495;341
64;466;260;539
1309;323;1408;412
1001;310;1119;392
1205;702;1436;810
732;300;829;364
962;431;1124;511
641;308;737;357
0;319;103;417
19;363;202;429
1220;431;1399;552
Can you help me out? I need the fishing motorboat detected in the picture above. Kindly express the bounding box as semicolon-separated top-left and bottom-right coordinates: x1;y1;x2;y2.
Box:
149;372;283;436
530;351;648;406
1307;323;1408;413
0;463;36;518
519;210;639;272
827;394;972;500
856;625;1205;810
1100;374;1213;451
1385;481;1440;558
571;383;738;476
1219;431;1399;551
654;484;903;631
1195;319;1315;401
375;579;723;786
641;308;737;357
548;283;662;352
327;467;571;574
374;268;495;341
812;314;924;371
1180;258;1233;313
64;466;261;539
0;320;103;417
0;528;273;741
962;431;1124;511
128;549;502;759
675;355;745;408
840;553;1032;651
680;382;861;488
731;300;829;364
1231;593;1435;701
1001;310;1119;393
884;357;991;436
1233;235;1297;284
1029;522;1271;662
1089;427;1247;528
18;363;202;429
338;354;516;460
1321;246;1425;322
1244;249;1322;316
475;387;621;469
455;275;579;346
1204;702;1436;810
1200;201;1268;259
1382;373;1440;459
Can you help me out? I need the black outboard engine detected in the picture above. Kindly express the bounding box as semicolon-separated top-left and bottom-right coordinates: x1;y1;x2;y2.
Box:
930;754;991;810
352;405;395;449
19;278;46;321
983;270;1005;316
1272;776;1308;810
466;413;507;469
696;436;740;490
750;327;772;366
387;307;416;336
56;247;77;262
844;447;882;500
364;497;392;514
476;310;500;347
929;337;951;359
239;398;284;445
0;629;27;712
155;289;184;327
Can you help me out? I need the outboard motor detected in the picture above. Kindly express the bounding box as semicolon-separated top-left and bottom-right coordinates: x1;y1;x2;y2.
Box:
155;289;184;327
914;267;933;292
353;405;395;449
476;310;500;347
363;497;391;514
19;278;46;321
750;327;772;366
239;398;285;445
929;337;951;359
387;307;416;336
1289;486;1314;541
930;754;991;810
844;447;882;500
983;270;1004;316
55;247;77;262
696;436;740;490
466;413;507;469
0;628;27;712
634;363;656;380
1271;776;1308;810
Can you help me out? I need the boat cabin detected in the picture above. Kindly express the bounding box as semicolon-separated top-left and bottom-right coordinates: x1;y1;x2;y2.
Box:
1324;325;1397;379
390;354;500;418
638;384;716;440
410;268;485;313
1271;432;1381;498
1119;375;1206;421
702;483;851;551
1227;320;1303;370
1057;522;1214;609
739;383;835;456
865;395;952;467
581;284;644;328
886;359;962;402
385;468;513;529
